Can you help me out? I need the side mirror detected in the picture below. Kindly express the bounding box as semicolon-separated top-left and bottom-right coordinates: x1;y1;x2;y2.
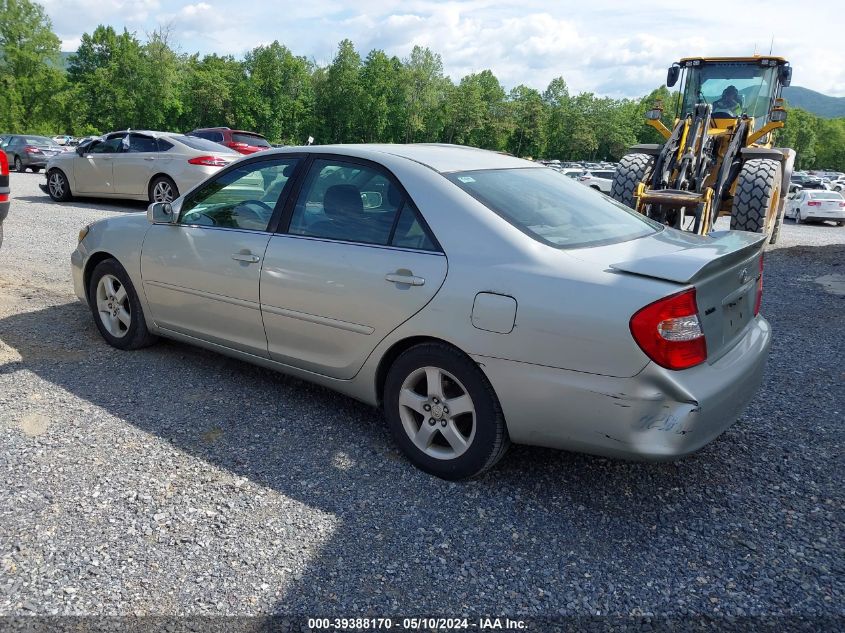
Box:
147;201;175;224
779;65;792;87
666;64;681;88
360;191;383;210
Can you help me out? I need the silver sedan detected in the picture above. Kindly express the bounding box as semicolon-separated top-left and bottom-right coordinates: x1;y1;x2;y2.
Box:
45;130;239;204
71;144;772;479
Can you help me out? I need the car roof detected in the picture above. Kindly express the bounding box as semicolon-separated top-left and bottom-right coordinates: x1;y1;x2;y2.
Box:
263;143;533;174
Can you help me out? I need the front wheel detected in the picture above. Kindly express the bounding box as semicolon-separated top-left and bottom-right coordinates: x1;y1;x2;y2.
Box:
731;159;782;234
87;259;158;350
47;169;72;201
610;153;654;210
383;342;509;480
149;175;179;203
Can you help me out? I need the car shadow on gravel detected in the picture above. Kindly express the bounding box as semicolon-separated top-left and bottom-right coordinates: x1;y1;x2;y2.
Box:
0;244;842;616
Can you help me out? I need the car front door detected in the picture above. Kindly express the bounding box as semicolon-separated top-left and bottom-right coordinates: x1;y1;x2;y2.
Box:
140;156;302;357
74;137;123;194
260;157;448;379
114;133;158;197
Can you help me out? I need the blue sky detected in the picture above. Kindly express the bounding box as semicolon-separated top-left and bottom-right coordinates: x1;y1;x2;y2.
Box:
40;0;845;98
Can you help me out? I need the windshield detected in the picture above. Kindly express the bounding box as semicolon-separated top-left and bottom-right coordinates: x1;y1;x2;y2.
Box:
447;168;661;249
682;62;778;130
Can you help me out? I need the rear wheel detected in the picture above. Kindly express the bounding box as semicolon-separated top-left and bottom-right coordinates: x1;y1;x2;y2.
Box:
383;342;509;480
14;156;23;172
731;159;782;235
610;153;653;209
30;167;41;173
149;175;179;203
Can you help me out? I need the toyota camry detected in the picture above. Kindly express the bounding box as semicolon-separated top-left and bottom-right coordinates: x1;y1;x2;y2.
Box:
71;144;771;479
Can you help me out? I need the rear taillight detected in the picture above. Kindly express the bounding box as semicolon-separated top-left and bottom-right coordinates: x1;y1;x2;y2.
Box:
839;202;845;207
24;146;41;154
754;254;764;316
227;142;249;150
188;155;228;167
630;288;707;370
807;201;821;206
0;150;8;203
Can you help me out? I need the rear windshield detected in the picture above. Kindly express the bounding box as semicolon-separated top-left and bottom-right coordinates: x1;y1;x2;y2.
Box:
24;136;56;146
170;135;238;153
232;132;270;147
447;168;662;249
808;192;842;200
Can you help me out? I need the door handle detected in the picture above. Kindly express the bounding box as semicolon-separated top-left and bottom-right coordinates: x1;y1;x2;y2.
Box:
143;157;156;161
231;253;260;263
385;272;425;286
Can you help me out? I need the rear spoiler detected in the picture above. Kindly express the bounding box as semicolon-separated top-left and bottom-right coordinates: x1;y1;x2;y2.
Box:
610;231;767;284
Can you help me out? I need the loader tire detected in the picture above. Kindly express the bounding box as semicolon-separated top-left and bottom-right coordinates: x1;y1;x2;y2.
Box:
610;153;653;210
731;159;782;234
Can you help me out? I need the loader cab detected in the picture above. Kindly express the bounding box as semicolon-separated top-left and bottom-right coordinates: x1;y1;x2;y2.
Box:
670;57;790;132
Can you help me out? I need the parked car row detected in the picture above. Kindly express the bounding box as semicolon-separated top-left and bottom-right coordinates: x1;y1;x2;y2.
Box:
785;189;845;225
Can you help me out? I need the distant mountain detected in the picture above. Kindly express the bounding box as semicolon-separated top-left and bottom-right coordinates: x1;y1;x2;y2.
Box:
783;86;845;118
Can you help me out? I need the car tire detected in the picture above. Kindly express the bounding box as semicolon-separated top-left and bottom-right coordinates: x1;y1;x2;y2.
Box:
87;259;158;351
383;342;510;480
149;175;179;203
30;167;41;173
794;210;802;224
14;156;24;173
46;169;73;202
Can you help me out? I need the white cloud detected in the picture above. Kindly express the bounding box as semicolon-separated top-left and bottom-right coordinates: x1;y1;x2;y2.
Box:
40;0;845;97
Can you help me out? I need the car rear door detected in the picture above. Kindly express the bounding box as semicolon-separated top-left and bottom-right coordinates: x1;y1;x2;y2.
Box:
114;133;158;197
140;155;302;357
260;156;447;379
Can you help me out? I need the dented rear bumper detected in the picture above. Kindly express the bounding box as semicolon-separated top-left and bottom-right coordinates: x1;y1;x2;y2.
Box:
474;315;771;459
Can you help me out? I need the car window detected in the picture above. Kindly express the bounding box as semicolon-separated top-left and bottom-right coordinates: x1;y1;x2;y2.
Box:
179;158;300;231
288;159;406;246
448;167;662;249
391;202;438;251
232;132;270;147
128;134;158;153
173;135;237;153
87;138;124;154
157;139;174;152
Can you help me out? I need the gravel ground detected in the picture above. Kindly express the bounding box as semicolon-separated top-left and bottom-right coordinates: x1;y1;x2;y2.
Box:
0;172;843;624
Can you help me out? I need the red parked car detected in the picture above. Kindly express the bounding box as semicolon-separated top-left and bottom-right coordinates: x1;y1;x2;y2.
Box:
186;127;271;155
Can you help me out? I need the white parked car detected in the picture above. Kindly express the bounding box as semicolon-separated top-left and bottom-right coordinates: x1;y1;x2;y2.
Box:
44;130;241;204
786;189;845;225
831;178;845;193
578;169;616;193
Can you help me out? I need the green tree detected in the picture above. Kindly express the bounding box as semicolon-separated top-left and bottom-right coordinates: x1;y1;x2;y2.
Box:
0;0;64;132
507;85;546;158
314;39;363;143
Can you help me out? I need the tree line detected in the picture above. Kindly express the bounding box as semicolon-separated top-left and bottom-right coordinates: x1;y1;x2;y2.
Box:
1;0;843;170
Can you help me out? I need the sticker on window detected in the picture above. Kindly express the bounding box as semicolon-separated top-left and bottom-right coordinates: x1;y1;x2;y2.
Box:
457;176;476;183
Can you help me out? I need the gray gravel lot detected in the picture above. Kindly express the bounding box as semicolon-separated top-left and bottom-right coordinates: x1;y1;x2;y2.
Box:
0;172;843;623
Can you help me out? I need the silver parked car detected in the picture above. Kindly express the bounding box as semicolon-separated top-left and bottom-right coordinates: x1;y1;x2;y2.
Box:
44;130;239;204
71;144;772;479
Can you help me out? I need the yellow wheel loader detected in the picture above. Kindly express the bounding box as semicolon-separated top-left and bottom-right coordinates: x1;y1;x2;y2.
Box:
611;56;795;245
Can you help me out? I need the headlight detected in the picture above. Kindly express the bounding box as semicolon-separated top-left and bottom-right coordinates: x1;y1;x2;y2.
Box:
78;224;92;243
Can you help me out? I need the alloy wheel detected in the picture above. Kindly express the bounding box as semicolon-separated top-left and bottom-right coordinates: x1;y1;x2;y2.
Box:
95;274;131;338
152;180;174;202
398;366;476;460
48;172;65;198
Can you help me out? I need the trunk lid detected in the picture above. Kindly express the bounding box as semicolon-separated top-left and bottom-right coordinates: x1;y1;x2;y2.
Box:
571;228;766;362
